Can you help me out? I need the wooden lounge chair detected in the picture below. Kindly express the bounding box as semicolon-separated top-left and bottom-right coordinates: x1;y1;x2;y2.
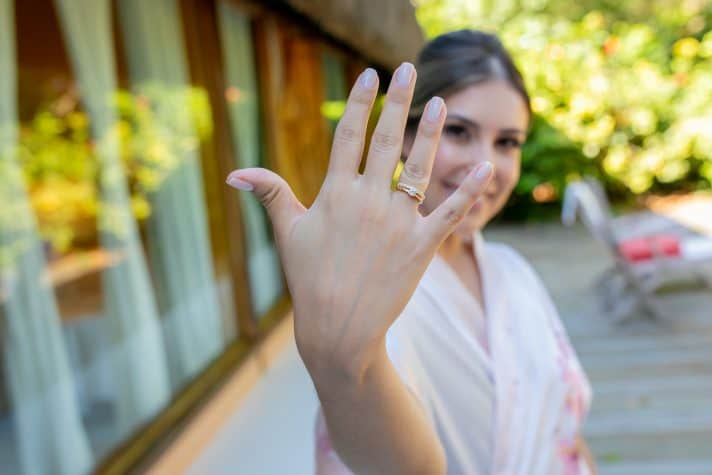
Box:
562;178;712;323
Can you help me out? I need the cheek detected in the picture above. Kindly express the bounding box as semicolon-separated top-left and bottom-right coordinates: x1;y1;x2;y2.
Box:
462;162;519;231
499;159;521;195
429;142;458;182
494;158;520;195
420;144;458;216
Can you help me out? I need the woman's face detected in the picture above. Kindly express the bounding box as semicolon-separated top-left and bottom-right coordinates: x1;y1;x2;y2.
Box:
405;80;529;235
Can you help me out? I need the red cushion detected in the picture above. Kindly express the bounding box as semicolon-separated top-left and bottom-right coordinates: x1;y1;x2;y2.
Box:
618;234;681;262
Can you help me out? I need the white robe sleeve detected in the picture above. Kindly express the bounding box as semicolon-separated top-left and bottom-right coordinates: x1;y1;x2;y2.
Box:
385;303;435;420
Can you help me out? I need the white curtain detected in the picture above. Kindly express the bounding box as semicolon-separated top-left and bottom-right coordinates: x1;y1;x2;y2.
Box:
117;0;224;386
0;0;92;473
217;2;283;316
54;0;171;438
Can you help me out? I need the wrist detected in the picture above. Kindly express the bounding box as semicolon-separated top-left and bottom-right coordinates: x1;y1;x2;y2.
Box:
299;336;388;388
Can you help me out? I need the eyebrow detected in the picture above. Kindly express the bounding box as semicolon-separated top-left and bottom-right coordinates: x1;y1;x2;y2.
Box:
446;113;526;137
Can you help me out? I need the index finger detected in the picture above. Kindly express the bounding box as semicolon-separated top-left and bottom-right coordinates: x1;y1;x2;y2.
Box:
325;68;380;180
362;62;416;185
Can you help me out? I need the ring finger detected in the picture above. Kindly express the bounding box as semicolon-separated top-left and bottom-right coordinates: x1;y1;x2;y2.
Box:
394;96;445;207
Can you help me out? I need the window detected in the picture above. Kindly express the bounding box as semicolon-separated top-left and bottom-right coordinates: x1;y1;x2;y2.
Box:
217;2;283;317
0;0;368;472
321;49;348;134
0;0;238;472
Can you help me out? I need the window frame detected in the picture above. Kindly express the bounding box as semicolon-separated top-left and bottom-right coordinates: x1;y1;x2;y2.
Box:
92;0;370;472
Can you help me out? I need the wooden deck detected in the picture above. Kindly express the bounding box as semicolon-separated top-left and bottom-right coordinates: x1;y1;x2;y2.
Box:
486;218;712;475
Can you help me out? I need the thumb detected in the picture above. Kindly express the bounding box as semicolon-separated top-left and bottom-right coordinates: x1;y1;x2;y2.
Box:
226;167;305;241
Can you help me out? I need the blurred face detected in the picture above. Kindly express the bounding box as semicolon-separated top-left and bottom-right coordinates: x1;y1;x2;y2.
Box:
405;80;529;236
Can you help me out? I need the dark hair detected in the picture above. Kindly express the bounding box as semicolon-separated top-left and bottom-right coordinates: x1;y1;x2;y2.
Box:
406;30;531;132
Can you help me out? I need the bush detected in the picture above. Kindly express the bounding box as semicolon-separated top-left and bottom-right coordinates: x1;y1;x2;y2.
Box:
415;0;712;220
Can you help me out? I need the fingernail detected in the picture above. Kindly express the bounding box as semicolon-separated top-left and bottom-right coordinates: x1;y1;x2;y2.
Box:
424;97;443;122
475;162;493;181
395;62;414;87
226;175;254;191
360;68;377;89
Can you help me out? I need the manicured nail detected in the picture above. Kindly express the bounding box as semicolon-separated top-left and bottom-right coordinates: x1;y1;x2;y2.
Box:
395;62;414;87
226;175;254;191
474;162;494;181
424;97;444;122
360;68;377;89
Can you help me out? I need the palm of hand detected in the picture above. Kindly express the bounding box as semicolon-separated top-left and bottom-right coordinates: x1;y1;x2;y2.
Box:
227;64;493;373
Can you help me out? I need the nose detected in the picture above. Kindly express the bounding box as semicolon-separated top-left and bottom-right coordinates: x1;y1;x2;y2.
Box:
455;140;496;177
469;141;499;194
471;140;496;166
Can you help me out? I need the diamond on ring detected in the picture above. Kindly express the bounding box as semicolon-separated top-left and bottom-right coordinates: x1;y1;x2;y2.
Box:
396;183;425;203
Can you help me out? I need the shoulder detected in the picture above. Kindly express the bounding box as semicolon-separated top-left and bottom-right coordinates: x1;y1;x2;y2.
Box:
484;241;539;278
389;260;445;333
385;291;434;409
385;265;447;377
386;284;436;352
482;240;556;310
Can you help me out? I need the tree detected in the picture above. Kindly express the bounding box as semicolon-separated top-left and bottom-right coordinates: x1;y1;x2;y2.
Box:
415;0;712;219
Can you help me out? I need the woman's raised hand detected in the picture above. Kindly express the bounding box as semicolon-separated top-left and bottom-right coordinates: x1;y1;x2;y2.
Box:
227;63;493;376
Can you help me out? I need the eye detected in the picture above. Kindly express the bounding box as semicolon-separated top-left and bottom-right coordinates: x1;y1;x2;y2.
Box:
496;137;522;150
443;124;471;141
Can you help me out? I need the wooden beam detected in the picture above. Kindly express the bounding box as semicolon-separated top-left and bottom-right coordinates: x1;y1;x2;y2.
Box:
276;0;424;69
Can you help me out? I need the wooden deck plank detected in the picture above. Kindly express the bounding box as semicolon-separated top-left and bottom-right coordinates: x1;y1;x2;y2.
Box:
485;222;712;473
598;460;712;475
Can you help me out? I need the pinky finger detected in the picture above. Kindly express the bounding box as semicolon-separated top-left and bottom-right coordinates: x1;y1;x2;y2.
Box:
425;161;494;244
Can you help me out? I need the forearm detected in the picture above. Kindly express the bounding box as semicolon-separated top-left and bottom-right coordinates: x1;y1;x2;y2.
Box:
309;344;445;475
227;59;489;475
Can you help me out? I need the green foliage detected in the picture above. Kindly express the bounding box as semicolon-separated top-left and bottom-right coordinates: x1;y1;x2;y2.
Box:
0;142;35;268
5;84;212;254
414;0;712;220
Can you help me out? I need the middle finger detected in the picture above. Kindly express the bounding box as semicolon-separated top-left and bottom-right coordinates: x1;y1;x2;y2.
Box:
362;62;416;186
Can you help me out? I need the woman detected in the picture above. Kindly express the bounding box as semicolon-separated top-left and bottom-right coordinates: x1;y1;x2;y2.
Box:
227;30;595;475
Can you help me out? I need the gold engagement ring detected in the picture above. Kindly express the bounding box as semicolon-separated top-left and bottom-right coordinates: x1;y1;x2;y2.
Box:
396;183;426;203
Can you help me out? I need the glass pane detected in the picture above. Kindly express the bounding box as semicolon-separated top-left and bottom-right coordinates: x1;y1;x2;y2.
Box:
217;2;283;317
321;50;348;134
0;0;238;471
115;0;228;389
